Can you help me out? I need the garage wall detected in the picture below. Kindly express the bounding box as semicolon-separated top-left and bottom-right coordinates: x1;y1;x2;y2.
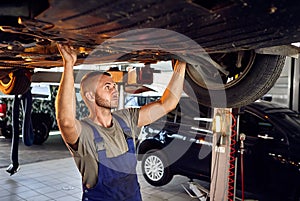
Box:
265;57;299;112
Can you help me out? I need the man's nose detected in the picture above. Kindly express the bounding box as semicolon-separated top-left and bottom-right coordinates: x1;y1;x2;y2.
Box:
113;86;118;93
112;87;118;95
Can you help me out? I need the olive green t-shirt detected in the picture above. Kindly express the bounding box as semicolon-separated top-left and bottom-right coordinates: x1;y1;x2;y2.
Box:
68;108;140;188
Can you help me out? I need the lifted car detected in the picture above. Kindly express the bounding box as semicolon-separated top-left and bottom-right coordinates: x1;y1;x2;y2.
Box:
0;84;56;144
137;99;300;200
0;0;300;108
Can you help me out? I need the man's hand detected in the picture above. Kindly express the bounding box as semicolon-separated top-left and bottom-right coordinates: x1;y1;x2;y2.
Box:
138;60;186;127
57;43;77;67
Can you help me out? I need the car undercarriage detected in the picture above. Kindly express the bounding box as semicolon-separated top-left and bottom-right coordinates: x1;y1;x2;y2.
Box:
0;0;300;107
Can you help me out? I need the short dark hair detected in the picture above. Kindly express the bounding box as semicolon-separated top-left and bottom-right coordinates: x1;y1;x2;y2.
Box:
80;71;112;99
82;71;111;80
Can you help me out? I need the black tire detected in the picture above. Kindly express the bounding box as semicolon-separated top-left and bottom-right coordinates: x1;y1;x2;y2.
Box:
184;52;285;108
0;69;32;95
31;113;51;145
141;149;173;186
33;122;49;145
2;124;12;139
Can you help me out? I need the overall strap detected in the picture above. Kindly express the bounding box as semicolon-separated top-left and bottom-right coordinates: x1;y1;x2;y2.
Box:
91;125;103;143
112;114;132;137
83;121;103;143
112;113;136;153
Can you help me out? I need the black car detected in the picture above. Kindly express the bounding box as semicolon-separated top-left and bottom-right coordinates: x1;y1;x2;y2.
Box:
136;99;300;200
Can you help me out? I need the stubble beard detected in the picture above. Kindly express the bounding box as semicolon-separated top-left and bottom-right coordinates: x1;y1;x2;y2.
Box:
95;95;118;109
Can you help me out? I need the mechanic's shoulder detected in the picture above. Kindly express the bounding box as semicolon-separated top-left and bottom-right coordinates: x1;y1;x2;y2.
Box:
113;107;139;117
78;118;95;134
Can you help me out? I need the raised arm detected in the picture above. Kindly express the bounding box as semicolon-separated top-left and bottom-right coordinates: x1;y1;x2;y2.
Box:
55;44;81;146
138;60;186;127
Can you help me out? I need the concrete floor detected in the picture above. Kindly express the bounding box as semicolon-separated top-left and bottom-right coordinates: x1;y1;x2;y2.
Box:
0;134;71;168
0;157;198;201
1;134;258;201
0;134;200;200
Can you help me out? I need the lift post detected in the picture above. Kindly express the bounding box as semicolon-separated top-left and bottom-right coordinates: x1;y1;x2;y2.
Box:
210;108;238;201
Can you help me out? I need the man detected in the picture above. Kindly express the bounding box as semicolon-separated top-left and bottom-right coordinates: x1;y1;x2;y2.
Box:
56;43;186;201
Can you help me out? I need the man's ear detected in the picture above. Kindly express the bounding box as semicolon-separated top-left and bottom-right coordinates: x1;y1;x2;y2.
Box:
85;92;95;102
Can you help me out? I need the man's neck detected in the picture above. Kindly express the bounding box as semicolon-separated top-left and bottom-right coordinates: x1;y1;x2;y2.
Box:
90;107;113;128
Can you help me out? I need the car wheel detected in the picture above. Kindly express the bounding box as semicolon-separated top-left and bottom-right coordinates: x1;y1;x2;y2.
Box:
141;149;173;186
2;124;12;139
184;51;285;108
32;113;50;145
32;121;49;145
0;69;32;95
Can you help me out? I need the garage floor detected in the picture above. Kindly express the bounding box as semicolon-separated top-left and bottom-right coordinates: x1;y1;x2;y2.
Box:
0;157;197;201
0;134;257;201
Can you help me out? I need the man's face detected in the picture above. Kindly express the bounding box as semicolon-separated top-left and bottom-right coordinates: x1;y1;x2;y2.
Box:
94;75;119;109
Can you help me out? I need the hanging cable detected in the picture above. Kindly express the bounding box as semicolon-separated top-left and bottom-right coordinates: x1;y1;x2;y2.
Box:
6;89;34;176
227;112;237;201
21;89;34;146
240;147;245;201
6;94;21;176
240;133;246;201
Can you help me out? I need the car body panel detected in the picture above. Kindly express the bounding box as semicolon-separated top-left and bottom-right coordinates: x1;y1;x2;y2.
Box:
1;0;300;70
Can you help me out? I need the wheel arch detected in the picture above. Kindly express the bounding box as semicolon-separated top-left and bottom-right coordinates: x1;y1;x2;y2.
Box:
184;53;286;108
137;139;164;161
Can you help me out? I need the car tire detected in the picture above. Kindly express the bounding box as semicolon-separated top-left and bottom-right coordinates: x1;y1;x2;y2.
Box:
0;70;32;95
184;52;285;108
33;122;49;145
2;124;12;139
141;149;173;186
32;113;50;145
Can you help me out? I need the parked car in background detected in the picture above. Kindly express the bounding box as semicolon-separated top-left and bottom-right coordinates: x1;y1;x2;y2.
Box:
0;100;12;139
136;99;300;200
125;95;160;108
0;84;57;144
0;84;90;144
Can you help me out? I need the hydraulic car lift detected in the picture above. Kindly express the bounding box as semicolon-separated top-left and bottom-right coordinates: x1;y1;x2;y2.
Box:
210;108;239;201
182;180;209;201
182;108;246;201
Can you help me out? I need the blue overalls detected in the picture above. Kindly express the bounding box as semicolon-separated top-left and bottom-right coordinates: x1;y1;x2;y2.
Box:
82;115;142;201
